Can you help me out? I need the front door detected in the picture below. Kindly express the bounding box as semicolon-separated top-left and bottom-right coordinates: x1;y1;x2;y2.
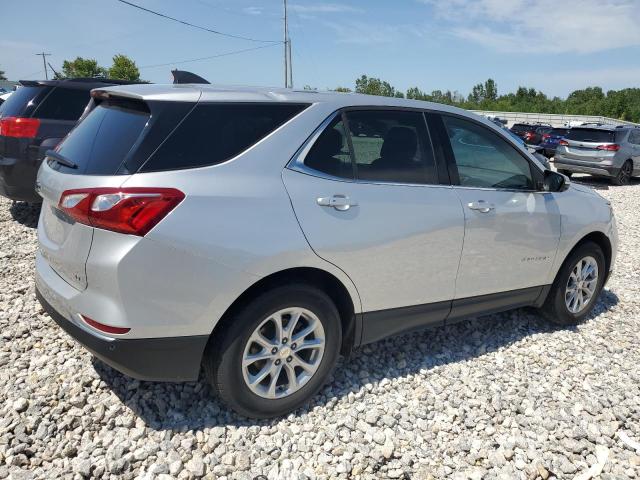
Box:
435;114;561;299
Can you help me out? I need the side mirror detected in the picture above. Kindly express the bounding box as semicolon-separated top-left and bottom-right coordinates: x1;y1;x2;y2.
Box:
544;170;570;192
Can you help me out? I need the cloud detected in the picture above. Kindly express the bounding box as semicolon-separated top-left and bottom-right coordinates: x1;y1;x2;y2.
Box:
526;67;640;95
242;6;263;15
419;0;640;54
289;3;363;14
321;20;411;45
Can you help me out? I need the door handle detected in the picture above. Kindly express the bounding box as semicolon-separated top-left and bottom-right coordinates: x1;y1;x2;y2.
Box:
467;200;494;213
317;195;358;211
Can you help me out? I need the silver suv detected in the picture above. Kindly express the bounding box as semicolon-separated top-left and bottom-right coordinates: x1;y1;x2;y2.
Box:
35;85;618;418
554;124;640;185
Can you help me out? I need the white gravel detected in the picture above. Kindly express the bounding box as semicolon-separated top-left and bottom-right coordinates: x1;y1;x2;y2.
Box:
1;177;639;480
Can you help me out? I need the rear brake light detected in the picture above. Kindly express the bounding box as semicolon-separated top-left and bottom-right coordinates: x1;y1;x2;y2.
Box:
58;187;185;236
596;144;620;151
0;117;40;138
559;139;569;146
542;134;551;140
81;315;130;335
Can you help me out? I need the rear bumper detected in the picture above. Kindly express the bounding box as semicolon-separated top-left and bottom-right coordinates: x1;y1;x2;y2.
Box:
36;286;208;382
0;155;41;202
553;156;617;177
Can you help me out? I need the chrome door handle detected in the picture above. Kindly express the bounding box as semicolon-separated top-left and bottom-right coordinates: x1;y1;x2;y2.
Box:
317;195;358;211
467;201;494;213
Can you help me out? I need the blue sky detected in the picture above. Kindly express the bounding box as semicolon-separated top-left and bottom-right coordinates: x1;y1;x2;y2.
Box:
2;0;640;98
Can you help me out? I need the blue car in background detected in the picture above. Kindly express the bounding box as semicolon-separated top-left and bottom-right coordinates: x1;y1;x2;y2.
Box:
540;127;570;158
487;118;551;169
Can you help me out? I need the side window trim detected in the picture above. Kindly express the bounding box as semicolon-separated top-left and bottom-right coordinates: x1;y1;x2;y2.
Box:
435;112;543;192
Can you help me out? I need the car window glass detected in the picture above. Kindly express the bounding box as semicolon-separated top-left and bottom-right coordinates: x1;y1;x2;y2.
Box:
443;115;534;190
33;87;91;121
304;116;353;179
345;110;437;184
142;103;307;172
0;86;51;118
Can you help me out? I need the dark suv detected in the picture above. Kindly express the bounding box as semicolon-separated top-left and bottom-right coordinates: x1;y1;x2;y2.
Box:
0;78;137;202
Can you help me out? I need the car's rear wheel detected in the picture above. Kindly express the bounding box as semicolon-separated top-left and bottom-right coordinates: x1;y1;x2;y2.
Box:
540;241;605;326
557;169;573;178
204;285;341;418
612;160;632;186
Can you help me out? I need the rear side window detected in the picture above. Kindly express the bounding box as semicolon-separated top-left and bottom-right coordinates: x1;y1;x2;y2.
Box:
566;128;616;143
0;86;51;118
33;87;91;121
345;110;437;184
51;99;150;175
304;116;353;179
141;103;308;172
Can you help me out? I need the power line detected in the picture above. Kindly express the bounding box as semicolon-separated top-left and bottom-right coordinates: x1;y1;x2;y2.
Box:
138;44;279;69
115;0;280;44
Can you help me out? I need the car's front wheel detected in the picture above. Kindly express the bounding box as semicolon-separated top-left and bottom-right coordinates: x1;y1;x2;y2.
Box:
540;241;606;326
204;285;341;418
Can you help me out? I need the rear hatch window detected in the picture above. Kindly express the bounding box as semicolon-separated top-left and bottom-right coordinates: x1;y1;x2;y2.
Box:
32;87;91;120
50;98;151;175
566;128;616;143
0;85;51;118
549;128;569;136
511;124;532;132
50;100;309;175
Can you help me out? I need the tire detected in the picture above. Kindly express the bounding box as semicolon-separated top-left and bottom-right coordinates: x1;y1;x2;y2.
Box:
611;160;633;186
204;285;342;418
557;169;573;178
540;241;606;326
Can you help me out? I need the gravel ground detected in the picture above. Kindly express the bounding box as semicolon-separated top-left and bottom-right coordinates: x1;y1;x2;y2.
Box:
1;177;639;480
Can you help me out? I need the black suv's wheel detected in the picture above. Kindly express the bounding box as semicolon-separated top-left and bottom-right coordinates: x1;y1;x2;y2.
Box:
204;285;341;418
612;160;632;186
540;241;605;326
557;169;573;178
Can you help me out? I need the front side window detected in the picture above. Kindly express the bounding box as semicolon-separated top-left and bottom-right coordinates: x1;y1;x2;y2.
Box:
443;115;534;190
345;110;437;184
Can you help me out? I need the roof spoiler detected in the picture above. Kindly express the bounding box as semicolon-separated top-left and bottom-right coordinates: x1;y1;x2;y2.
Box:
172;70;210;85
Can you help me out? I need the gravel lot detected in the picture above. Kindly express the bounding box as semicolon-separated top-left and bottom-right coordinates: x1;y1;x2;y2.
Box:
1;177;639;480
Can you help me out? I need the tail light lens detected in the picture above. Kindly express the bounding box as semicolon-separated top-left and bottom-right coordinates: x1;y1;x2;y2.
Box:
0;117;40;138
596;144;621;151
58;187;185;236
558;139;569;146
81;315;130;335
542;134;551;140
524;132;534;139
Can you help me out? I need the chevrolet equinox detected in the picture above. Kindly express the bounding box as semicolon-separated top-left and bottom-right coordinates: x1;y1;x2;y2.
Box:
35;85;618;418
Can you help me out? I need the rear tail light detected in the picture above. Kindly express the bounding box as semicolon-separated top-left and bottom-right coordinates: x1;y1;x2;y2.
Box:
542;134;551;140
58;187;185;236
596;144;621;151
558;139;569;146
81;315;130;334
0;117;40;138
524;132;534;139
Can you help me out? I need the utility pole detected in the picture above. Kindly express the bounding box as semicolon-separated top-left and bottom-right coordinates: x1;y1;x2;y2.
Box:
283;0;289;88
36;52;51;80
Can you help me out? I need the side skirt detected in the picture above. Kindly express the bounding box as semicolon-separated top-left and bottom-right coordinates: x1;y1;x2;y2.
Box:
359;285;549;345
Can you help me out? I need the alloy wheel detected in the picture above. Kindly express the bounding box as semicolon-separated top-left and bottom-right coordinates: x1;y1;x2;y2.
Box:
241;307;325;399
565;256;599;314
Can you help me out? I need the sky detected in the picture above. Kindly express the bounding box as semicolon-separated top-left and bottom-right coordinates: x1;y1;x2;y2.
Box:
2;0;640;98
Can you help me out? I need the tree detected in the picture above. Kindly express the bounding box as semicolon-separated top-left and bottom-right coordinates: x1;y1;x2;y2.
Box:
355;75;404;98
0;68;7;81
484;78;498;102
332;86;352;93
60;57;107;79
108;54;141;81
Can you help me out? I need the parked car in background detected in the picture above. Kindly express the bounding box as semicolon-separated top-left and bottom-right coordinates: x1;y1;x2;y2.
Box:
510;123;552;145
0;78;138;203
540;127;570;157
35;85;617;418
555;125;640;185
490;119;551;169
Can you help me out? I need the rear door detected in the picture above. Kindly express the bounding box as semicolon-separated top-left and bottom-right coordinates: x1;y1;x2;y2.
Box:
434;113;560;299
284;109;465;322
36;97;151;290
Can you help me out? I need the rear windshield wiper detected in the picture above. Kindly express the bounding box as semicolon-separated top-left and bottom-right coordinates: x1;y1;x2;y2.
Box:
46;150;78;169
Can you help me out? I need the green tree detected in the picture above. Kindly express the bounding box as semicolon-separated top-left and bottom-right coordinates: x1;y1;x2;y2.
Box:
0;68;7;81
108;54;141;81
355;75;404;98
484;79;498;102
332;86;352;93
60;57;107;78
